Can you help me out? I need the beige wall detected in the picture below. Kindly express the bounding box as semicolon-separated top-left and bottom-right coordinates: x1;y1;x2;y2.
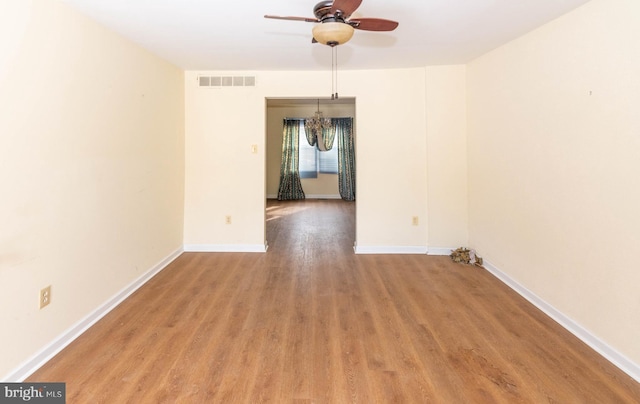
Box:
184;75;268;251
468;0;640;366
266;100;356;198
0;0;185;378
185;68;456;253
426;66;469;251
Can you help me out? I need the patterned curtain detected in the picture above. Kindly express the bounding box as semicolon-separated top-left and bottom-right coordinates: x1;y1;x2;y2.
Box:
335;117;355;201
277;119;305;200
320;124;337;151
303;120;318;148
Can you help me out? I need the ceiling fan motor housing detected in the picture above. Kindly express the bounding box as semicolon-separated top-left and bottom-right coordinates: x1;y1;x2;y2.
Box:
314;1;332;19
314;1;347;22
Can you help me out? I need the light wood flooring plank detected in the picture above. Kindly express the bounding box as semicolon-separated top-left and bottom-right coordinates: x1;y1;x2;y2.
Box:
28;199;640;403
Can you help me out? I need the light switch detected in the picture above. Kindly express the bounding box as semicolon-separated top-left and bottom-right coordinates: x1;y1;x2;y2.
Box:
251;144;258;154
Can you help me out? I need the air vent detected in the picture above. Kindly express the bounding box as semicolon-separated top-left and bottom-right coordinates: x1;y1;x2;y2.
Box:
198;76;256;88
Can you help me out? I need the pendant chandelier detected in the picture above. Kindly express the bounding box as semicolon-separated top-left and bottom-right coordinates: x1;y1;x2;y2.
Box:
306;99;332;133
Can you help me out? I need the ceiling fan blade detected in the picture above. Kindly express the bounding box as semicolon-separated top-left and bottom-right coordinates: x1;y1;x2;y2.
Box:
264;15;319;23
330;0;362;18
350;18;399;32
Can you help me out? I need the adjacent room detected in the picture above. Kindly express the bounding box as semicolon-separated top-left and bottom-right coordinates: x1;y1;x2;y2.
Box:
1;0;639;401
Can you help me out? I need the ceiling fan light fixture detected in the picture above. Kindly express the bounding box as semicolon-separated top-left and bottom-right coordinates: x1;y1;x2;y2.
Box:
312;22;354;46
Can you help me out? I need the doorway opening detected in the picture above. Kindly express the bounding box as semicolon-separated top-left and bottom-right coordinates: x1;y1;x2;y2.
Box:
265;97;356;251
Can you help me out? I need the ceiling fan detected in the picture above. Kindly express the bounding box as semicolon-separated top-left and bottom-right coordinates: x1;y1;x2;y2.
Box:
265;0;399;47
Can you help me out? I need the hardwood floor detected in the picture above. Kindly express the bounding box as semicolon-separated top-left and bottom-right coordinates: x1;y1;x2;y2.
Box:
29;199;640;403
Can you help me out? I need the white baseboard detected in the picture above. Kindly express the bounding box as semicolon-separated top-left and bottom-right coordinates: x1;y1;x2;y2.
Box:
427;247;454;256
184;244;267;253
354;245;428;254
352;245;454;255
482;258;640;384
4;247;183;382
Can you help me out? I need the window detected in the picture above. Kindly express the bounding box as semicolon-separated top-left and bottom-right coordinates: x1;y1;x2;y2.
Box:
299;124;338;178
299;130;317;178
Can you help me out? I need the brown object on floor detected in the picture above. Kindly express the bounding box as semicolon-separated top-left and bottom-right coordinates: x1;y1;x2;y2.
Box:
450;247;483;267
28;200;640;403
450;247;472;264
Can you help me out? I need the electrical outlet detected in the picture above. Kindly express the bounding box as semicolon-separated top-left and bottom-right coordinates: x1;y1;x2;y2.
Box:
412;216;419;226
40;285;51;309
225;215;232;224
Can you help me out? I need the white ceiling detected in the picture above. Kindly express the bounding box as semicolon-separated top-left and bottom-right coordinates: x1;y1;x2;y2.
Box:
61;0;591;71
